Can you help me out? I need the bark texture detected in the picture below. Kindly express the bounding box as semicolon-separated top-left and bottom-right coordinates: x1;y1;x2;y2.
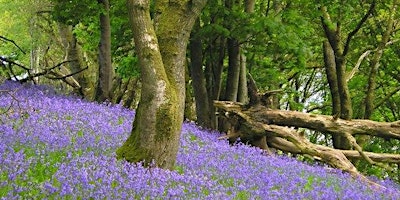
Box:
58;23;92;98
95;0;114;101
189;20;213;128
117;0;207;169
320;3;376;149
214;100;399;187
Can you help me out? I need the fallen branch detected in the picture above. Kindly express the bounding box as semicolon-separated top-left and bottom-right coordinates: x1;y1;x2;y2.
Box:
246;106;400;139
214;100;400;188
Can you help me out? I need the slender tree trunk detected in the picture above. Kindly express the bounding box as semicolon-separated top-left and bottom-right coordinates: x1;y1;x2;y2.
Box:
323;40;348;148
29;17;40;84
185;67;196;121
225;38;241;101
359;1;397;147
117;0;207;169
335;56;353;120
205;35;225;129
224;0;240;102
58;23;91;97
364;1;396;119
236;0;255;104
237;53;248;103
323;41;341;117
320;6;356;149
95;0;113;101
189;20;212;128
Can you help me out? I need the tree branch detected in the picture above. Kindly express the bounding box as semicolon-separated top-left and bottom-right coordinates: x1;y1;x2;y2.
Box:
214;100;386;188
0;35;26;54
0;56;30;71
343;1;376;56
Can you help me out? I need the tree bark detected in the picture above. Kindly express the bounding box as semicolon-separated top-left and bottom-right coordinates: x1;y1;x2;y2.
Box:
323;41;340;117
189;20;213;128
58;23;91;98
95;0;113;101
323;40;347;149
320;5;367;149
364;1;397;119
117;0;207;170
215;101;400;140
214;100;400;187
237;51;248;103
225;37;241;101
206;36;225;129
224;0;241;102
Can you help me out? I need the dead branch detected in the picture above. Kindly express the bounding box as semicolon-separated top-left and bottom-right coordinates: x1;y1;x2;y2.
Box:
214;100;387;188
0;35;26;54
248;106;400;139
0;57;86;89
0;56;30;71
343;0;376;56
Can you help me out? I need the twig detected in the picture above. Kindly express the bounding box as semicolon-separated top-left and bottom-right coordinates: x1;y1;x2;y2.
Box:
0;35;26;54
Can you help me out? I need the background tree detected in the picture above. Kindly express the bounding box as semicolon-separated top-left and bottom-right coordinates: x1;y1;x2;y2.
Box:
52;0;114;101
94;0;113;101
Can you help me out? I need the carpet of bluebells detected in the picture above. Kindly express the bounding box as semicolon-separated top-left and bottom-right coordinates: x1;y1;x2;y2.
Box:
0;81;399;199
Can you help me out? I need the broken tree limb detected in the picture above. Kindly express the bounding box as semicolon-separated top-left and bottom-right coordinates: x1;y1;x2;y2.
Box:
214;101;359;175
214;100;400;188
244;105;400;139
267;137;400;164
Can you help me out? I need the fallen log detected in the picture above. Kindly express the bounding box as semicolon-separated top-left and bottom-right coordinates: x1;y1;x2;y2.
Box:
214;100;400;188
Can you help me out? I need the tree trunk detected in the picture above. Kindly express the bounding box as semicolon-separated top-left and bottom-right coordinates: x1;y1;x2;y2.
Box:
205;34;225;129
58;23;92;98
237;0;254;104
224;0;241;102
185;67;196;121
95;0;113;101
189;20;213;128
237;53;248;103
225;38;241;101
323;41;346;148
320;6;357;149
364;2;396;119
117;0;207;170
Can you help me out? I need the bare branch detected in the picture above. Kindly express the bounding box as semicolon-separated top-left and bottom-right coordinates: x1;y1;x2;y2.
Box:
0;35;26;54
0;56;30;71
214;100;386;188
347;50;371;82
343;1;376;56
347;39;399;82
46;66;88;80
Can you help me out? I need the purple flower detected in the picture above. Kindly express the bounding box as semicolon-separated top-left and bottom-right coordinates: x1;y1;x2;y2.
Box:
0;81;399;199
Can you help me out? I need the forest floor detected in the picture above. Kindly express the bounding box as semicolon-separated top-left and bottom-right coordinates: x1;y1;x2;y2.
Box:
0;81;399;199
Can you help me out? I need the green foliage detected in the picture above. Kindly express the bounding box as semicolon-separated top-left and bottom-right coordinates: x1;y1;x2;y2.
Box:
0;0;34;64
115;55;139;79
51;0;102;26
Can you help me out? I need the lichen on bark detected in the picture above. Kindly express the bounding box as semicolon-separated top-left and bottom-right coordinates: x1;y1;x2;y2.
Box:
118;0;207;170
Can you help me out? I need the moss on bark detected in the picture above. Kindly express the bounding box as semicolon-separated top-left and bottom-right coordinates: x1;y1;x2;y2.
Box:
118;0;207;170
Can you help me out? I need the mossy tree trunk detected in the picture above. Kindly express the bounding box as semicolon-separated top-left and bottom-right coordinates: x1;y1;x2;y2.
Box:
117;0;207;170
